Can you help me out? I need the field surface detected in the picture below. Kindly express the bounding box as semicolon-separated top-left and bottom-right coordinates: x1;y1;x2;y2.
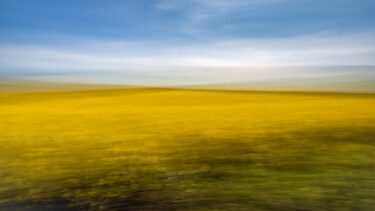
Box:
1;88;375;210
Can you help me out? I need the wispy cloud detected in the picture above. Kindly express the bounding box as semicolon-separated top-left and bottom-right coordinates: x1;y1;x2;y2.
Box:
155;0;283;20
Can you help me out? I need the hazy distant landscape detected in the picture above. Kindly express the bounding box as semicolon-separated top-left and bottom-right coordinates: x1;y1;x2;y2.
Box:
2;67;375;93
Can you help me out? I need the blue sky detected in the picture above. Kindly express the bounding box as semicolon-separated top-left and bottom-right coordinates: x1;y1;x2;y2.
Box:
1;0;375;84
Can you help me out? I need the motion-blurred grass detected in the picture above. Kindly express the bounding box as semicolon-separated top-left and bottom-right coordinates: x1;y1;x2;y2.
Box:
1;88;375;210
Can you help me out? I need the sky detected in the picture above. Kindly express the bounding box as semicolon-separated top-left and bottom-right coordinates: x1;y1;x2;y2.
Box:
0;0;375;84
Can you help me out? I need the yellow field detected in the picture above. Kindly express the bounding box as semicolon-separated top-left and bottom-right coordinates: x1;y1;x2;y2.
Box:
1;88;375;210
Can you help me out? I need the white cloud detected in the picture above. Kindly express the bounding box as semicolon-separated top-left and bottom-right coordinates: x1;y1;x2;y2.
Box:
0;32;374;84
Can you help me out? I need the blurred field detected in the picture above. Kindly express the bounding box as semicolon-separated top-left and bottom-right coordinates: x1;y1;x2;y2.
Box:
1;88;375;210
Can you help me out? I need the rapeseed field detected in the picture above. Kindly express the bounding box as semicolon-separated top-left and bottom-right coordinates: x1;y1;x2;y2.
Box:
1;88;375;210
